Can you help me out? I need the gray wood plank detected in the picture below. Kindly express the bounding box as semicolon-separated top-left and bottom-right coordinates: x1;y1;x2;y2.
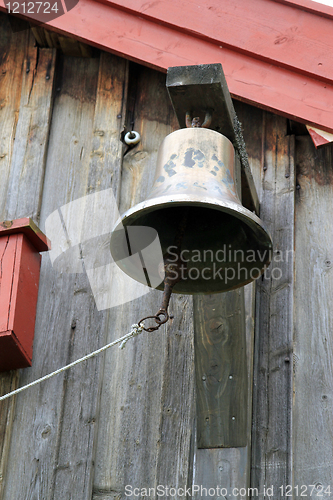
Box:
232;106;264;476
194;447;249;499
251;112;295;499
50;53;129;500
193;122;248;449
243;281;256;485
92;65;195;499
0;18;28;498
293;137;333;496
4;40;56;222
233;106;263;484
0;370;19;497
0;15;27;218
1;52;123;500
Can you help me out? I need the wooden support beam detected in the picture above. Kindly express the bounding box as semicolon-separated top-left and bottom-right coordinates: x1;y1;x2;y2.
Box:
194;290;247;448
166;64;237;140
166;63;259;214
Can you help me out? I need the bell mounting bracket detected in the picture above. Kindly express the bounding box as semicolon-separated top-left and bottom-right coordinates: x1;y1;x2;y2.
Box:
166;63;259;214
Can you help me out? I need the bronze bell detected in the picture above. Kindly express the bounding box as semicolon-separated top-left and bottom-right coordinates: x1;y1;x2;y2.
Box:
111;128;272;295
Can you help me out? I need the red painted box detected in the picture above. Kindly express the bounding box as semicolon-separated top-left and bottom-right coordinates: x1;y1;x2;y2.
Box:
0;218;49;372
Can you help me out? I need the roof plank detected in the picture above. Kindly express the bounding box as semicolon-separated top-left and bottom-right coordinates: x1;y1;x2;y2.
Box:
98;0;333;83
1;0;332;133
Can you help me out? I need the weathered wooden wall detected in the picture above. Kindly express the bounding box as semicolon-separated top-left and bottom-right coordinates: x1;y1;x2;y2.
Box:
1;11;333;500
0;14;195;499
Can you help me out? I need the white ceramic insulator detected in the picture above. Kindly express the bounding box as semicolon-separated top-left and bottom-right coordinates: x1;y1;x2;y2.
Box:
124;131;141;145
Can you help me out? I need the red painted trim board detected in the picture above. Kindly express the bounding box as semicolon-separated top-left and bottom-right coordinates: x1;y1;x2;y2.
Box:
0;0;332;132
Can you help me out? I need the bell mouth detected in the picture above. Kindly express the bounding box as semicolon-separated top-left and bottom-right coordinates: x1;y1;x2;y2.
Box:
110;194;273;294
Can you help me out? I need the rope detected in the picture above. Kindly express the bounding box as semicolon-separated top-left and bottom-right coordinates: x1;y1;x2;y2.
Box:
0;324;143;402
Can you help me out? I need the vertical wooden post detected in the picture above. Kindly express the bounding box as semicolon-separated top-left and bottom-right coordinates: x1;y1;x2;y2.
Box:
194;289;247;448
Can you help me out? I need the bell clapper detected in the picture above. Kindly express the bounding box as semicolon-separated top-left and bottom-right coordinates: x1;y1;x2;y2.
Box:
138;208;189;333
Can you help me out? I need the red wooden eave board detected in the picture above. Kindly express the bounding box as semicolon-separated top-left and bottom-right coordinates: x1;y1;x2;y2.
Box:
1;0;332;133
